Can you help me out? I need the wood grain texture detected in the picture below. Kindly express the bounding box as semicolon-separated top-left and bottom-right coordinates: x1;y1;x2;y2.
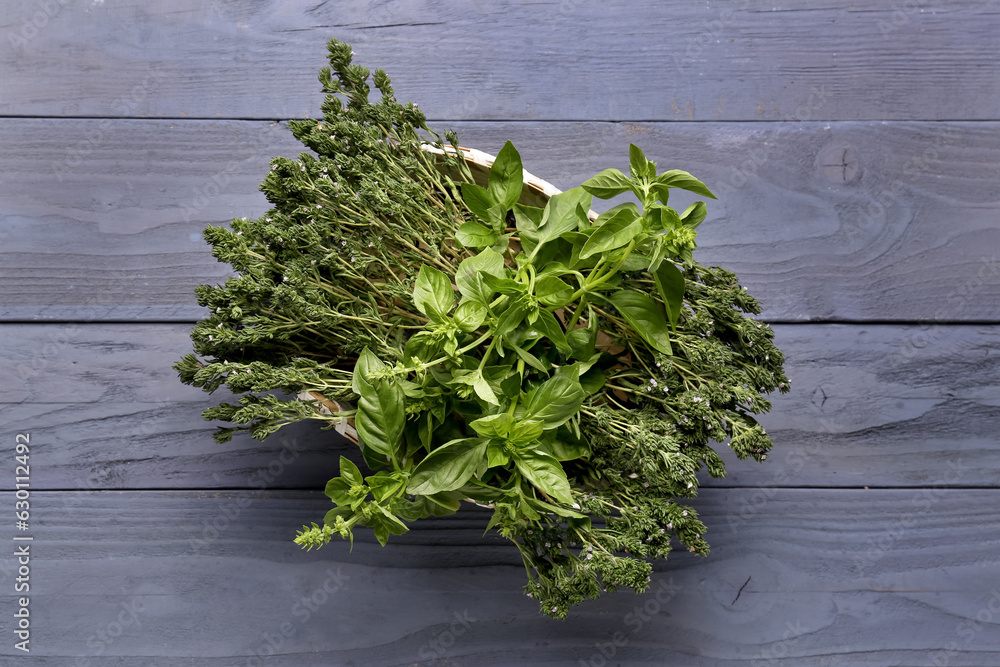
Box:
3;119;999;322
2;323;997;491
2;1;999;121
1;489;998;665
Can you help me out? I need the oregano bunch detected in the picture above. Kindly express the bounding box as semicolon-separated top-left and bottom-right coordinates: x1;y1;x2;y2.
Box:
175;38;789;618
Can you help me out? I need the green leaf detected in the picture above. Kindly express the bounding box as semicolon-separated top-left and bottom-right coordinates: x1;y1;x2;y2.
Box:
522;365;586;430
512;343;549;373
453;300;487;332
546;437;591;462
413;264;454;321
655;169;717;199
473;371;500;405
352;349;406;459
581;168;634;199
455;221;498;248
629;143;649;182
580;366;606;395
352;347;383;395
579;208;642;260
509;419;544;444
609;289;673;355
680;201;707;229
647;204;681;234
374;506;409;534
537;187;592;247
594;202;640;228
534;275;574;308
339;456;363;487
469;413;513;439
407;437;488;495
526;496;587;519
456;248;506;305
653;261;685;331
513;203;543;236
480;272;524;296
365;472;404;502
461;182;495;221
324;477;354;507
494;301;526;337
487;140;524;210
567;314;597;361
531;309;571;355
515;450;575;504
486;441;511;468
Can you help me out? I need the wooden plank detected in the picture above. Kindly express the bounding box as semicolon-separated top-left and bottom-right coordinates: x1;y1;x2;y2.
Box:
2;1;999;121
1;489;998;664
3;118;999;322
2;323;998;491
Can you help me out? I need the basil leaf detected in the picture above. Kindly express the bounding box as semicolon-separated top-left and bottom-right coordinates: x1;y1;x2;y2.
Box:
469;413;513;439
324;477;354;506
681;201;707;229
413;264;454;321
581;168;634;199
355;368;406;460
513;203;543;237
579;208;642;260
461;182;495;221
534;275;574;308
473;371;500;405
653;261;685;332
365;472;404;502
567;317;597;361
481;272;524;296
647;204;681;234
453;300;487;332
655;169;717;199
594;202;641;228
456;248;505;305
494;301;526;337
509;419;544;445
546;436;591;462
455;221;498;248
487;441;511;468
512;343;549;373
609;289;673;355
514;449;575;505
526;496;587;519
339;456;363;487
629;143;649;182
352;347;383;395
522;364;586;430
580;366;606;395
537;187;592;247
352;349;406;460
531;309;571;355
487;140;524;210
407;437;488;495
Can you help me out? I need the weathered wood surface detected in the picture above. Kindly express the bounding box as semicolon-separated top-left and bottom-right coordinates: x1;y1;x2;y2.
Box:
2;323;997;492
0;489;998;665
3;0;998;662
3;1;1000;122
3;119;999;322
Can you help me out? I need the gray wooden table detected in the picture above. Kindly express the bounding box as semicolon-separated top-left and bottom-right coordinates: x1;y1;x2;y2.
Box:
2;1;999;664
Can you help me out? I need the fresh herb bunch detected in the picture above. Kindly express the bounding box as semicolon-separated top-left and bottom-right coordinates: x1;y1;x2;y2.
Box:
175;38;790;618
